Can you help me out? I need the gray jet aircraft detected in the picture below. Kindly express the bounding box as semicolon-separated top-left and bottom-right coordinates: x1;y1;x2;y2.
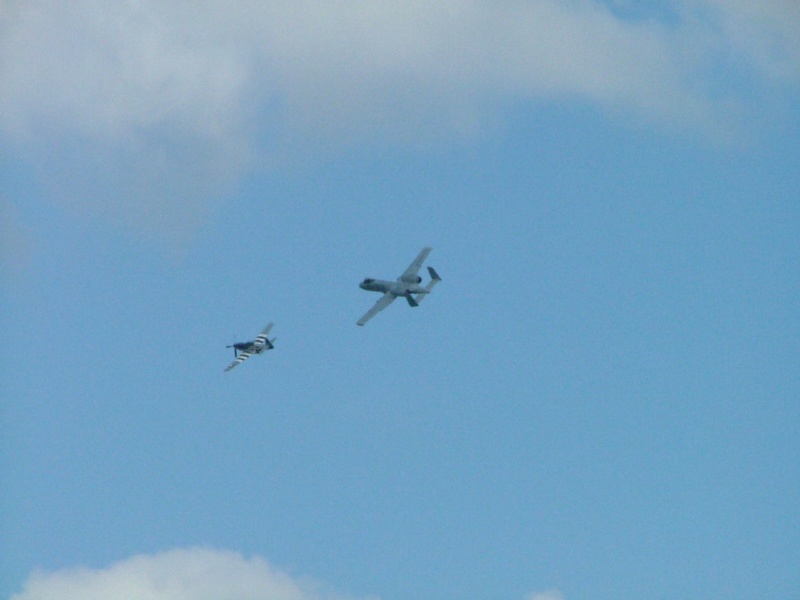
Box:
357;247;441;326
224;323;276;372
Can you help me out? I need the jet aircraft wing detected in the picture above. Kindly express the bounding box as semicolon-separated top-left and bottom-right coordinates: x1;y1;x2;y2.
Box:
224;351;253;372
400;247;432;280
357;292;396;326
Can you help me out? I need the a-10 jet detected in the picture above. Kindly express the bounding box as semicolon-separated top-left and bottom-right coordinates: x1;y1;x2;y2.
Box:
224;323;276;372
357;247;441;326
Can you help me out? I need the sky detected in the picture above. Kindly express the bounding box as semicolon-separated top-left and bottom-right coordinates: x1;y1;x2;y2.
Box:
1;1;799;599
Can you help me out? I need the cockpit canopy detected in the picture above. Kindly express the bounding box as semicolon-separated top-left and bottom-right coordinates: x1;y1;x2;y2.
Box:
362;278;375;284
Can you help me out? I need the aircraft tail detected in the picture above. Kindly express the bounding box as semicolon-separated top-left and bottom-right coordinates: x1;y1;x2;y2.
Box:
414;266;441;305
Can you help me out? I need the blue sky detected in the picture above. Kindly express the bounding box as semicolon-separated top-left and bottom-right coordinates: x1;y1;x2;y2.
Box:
1;2;799;599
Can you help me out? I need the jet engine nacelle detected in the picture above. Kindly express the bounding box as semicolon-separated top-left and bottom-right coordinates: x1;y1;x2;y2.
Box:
401;274;422;284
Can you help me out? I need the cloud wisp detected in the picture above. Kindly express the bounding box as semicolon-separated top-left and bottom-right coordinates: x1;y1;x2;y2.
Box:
1;1;796;239
526;590;564;600
11;547;374;600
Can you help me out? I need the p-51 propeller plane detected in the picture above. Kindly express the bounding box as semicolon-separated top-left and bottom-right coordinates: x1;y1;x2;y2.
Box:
224;323;276;372
357;247;441;326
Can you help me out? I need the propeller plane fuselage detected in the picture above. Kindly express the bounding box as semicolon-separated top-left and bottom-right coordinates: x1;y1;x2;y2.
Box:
224;323;275;372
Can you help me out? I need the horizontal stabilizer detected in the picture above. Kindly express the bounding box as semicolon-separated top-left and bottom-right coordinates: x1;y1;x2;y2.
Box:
415;266;441;304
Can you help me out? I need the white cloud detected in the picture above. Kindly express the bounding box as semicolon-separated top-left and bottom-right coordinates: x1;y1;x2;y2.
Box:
0;1;251;141
525;590;564;600
11;547;375;600
5;0;791;147
0;0;256;244
0;1;796;239
688;0;800;82
0;0;733;146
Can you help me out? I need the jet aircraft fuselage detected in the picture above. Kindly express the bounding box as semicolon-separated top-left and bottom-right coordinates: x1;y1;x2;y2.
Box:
356;247;441;325
359;278;430;298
